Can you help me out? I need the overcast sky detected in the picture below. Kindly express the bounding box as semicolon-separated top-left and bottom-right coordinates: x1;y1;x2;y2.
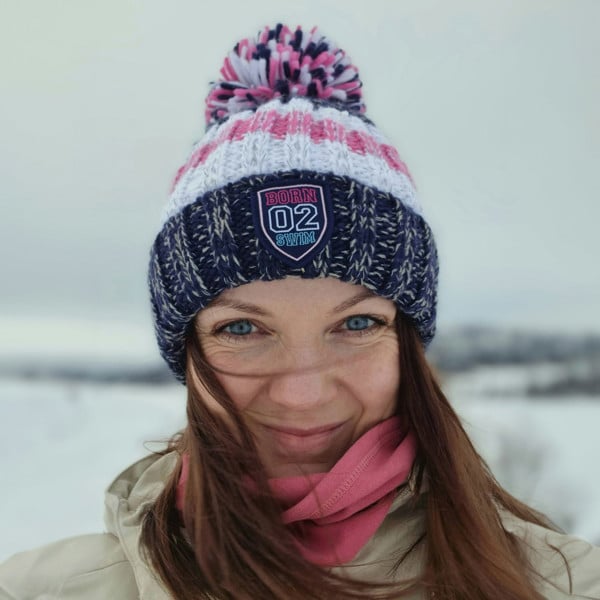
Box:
1;0;599;362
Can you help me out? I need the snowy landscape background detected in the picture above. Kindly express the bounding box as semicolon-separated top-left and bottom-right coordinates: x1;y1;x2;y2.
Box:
2;0;599;562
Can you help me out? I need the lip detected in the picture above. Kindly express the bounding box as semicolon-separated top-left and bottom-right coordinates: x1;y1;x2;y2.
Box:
263;422;346;437
260;421;348;457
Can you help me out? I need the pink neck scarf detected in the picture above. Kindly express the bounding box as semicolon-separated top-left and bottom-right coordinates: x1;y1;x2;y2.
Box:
176;416;417;566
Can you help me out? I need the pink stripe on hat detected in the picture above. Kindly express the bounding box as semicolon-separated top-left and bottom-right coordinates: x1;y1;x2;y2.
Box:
171;107;413;192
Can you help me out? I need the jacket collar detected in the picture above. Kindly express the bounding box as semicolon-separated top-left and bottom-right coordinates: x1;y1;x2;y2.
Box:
103;451;426;597
104;452;178;599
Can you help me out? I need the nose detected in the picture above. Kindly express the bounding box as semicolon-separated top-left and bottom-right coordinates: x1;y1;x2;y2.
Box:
265;345;334;410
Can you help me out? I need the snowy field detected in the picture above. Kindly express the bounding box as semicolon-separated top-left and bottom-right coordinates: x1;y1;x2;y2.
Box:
1;367;599;562
445;368;600;544
0;377;185;561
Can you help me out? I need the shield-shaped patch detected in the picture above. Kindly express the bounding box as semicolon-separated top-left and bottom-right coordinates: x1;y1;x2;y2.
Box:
251;180;334;267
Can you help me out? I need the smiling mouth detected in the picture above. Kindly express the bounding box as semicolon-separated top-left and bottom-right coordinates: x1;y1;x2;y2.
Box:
259;421;349;458
263;422;346;437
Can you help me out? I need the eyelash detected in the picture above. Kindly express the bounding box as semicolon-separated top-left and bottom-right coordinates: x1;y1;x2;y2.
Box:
339;315;387;337
213;314;387;343
212;320;263;344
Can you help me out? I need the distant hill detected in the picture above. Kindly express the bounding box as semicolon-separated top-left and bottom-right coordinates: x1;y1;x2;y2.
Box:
427;327;600;398
427;326;600;372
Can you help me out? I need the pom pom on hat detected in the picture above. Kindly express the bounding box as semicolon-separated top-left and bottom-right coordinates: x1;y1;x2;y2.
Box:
205;23;365;126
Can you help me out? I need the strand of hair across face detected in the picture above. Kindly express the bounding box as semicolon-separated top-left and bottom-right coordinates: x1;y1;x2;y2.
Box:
140;317;558;599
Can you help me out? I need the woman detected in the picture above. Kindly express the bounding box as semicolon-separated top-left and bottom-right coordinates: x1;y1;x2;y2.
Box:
1;24;598;600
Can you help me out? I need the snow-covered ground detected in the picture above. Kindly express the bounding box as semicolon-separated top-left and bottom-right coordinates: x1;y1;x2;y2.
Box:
445;368;600;543
0;377;185;561
1;366;599;562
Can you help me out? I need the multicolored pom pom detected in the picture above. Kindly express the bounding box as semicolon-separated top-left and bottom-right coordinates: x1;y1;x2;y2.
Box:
205;24;365;127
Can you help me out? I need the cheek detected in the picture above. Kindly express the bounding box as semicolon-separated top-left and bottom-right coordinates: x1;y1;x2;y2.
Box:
188;365;228;419
347;343;400;414
213;372;264;412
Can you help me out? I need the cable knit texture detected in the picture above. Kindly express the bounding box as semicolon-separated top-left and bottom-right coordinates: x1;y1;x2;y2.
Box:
149;171;437;383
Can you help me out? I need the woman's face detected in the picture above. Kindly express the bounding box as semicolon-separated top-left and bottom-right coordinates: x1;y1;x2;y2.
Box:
193;277;400;478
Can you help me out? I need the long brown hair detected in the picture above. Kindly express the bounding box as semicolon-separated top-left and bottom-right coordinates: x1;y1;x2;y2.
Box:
141;315;561;599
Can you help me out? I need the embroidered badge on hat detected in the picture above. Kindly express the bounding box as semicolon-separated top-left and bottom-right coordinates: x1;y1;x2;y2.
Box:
251;179;334;267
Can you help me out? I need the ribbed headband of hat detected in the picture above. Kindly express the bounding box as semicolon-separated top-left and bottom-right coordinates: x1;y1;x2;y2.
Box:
148;24;439;384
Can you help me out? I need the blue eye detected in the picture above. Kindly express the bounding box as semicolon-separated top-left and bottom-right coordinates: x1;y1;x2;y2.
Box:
345;315;374;331
223;320;254;335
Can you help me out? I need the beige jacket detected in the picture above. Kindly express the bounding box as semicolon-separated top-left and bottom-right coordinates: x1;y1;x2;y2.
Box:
1;452;599;599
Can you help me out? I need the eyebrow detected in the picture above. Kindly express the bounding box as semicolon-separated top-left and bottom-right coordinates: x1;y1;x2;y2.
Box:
206;289;378;317
331;290;378;313
205;297;273;317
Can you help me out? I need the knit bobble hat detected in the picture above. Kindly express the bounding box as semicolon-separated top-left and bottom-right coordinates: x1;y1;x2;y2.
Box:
148;24;438;384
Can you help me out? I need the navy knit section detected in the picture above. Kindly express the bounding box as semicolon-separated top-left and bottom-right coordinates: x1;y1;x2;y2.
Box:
148;171;438;384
